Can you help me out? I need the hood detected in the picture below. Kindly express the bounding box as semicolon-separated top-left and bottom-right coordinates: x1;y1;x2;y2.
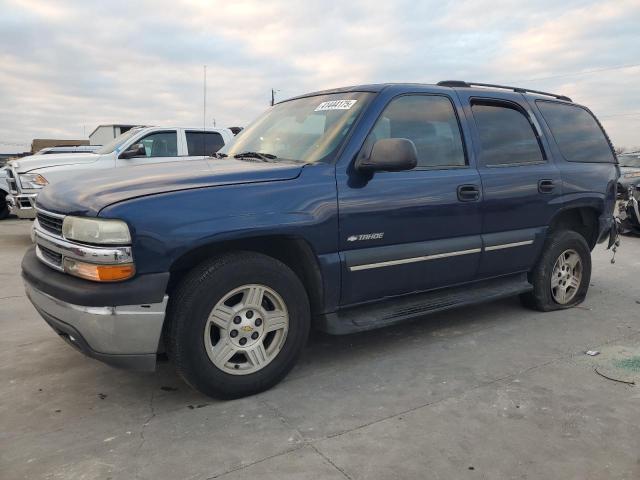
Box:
10;153;99;173
36;158;305;216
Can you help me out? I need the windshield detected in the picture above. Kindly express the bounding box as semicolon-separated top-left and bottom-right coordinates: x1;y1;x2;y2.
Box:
220;92;372;163
619;155;640;168
95;129;140;155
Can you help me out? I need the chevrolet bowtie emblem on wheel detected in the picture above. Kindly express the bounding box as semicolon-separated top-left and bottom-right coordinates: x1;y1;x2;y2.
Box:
240;325;254;333
347;233;384;242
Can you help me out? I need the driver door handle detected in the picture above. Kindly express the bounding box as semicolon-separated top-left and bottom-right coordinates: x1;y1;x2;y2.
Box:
457;184;480;202
538;179;555;194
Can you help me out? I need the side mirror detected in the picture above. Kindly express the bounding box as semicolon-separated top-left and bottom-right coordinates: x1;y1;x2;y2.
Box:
356;138;418;172
120;143;146;159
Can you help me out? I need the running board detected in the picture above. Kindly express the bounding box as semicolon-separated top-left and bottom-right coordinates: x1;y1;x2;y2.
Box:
317;273;532;335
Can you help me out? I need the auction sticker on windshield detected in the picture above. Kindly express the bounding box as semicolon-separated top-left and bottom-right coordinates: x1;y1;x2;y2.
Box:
315;100;357;111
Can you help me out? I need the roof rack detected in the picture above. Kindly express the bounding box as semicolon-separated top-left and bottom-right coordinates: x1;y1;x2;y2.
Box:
437;80;572;102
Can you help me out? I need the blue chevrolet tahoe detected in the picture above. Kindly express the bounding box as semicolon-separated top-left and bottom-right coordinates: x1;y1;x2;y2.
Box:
23;82;620;398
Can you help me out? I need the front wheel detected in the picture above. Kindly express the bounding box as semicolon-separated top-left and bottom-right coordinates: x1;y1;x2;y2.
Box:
521;230;592;311
166;252;310;399
0;192;9;220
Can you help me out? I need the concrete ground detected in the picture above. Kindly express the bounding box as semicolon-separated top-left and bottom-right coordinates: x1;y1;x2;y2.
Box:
1;218;639;480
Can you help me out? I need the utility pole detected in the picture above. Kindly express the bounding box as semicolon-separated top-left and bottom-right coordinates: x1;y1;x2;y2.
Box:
203;65;207;131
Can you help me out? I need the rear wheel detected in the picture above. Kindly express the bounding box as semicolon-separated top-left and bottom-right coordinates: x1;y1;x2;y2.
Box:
166;252;310;399
521;230;591;311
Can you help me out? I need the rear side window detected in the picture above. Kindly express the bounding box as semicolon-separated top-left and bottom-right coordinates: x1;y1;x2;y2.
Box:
536;101;615;163
472;102;544;166
367;95;466;168
186;131;225;156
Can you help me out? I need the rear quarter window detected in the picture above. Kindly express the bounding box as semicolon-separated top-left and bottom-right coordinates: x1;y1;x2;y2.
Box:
186;131;225;156
536;101;615;163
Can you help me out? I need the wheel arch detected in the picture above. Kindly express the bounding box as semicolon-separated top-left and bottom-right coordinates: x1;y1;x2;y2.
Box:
547;205;600;249
167;235;325;315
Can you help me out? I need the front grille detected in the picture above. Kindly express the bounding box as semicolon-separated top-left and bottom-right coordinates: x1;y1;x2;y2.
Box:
37;211;64;236
6;169;18;194
38;245;63;267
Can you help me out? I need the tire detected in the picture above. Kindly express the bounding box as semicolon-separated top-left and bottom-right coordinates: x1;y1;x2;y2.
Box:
166;251;310;399
521;230;592;312
0;192;9;220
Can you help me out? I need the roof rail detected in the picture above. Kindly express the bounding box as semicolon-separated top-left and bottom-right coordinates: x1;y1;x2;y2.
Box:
437;80;572;102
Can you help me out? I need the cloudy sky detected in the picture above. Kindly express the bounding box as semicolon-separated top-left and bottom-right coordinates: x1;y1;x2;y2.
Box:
1;0;639;153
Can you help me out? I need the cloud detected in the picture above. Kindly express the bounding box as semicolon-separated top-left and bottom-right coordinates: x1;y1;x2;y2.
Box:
0;0;638;152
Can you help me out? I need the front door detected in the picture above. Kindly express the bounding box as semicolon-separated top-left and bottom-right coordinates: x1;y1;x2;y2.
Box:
337;92;483;306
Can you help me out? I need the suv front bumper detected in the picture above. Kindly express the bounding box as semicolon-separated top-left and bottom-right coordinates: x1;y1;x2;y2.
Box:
22;247;170;371
7;192;37;219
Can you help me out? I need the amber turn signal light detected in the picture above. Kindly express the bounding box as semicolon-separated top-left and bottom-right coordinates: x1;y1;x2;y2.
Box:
63;259;135;282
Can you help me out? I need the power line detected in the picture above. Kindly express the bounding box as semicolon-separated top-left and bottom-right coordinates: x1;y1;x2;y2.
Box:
599;111;640;119
511;63;640;83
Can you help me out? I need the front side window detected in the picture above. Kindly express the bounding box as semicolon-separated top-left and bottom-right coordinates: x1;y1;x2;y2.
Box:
366;95;466;168
472;102;544;166
138;131;178;157
220;92;372;163
536;101;615;163
186;131;225;156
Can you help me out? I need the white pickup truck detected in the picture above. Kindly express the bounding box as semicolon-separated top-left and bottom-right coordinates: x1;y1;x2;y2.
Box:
5;126;234;219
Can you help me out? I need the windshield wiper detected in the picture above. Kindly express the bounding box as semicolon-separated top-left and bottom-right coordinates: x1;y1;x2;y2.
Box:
233;151;278;162
212;152;228;158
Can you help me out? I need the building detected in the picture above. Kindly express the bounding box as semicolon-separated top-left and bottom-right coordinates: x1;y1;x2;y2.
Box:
89;124;138;146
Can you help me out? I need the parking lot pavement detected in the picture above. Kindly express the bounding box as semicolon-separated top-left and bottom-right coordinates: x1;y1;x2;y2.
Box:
1;218;639;480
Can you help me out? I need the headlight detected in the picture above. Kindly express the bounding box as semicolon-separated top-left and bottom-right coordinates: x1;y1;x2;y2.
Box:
623;172;640;179
62;216;131;245
19;173;48;189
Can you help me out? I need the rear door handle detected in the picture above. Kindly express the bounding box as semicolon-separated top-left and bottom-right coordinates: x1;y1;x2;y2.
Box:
457;184;480;202
538;179;555;194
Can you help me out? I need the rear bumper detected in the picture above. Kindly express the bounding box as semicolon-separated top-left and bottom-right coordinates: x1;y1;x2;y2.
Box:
22;247;170;371
597;212;617;247
7;193;36;219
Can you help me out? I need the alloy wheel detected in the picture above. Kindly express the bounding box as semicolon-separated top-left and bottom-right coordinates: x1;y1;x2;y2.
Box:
203;284;289;375
550;249;583;304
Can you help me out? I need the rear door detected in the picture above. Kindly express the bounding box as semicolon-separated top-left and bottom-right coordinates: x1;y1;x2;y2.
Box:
457;91;562;277
337;91;483;305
